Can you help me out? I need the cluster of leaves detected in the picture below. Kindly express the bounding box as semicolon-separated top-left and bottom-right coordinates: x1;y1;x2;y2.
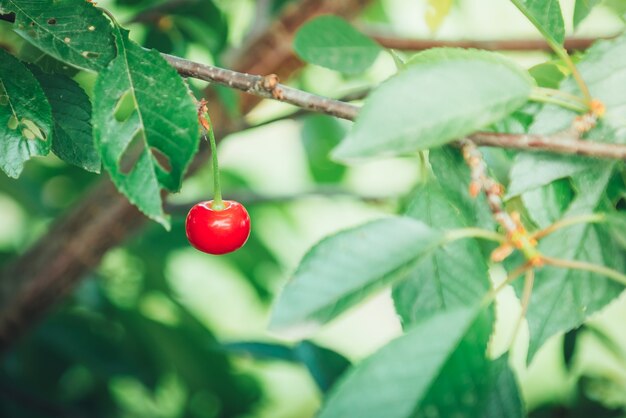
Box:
0;0;210;228
271;1;626;417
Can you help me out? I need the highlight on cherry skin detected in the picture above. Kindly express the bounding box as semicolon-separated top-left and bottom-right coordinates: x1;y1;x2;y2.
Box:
185;200;251;255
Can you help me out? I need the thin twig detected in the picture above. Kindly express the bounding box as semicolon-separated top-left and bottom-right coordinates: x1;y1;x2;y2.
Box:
467;132;626;161
370;34;609;52
531;213;606;241
509;268;535;349
542;256;626;286
162;54;360;121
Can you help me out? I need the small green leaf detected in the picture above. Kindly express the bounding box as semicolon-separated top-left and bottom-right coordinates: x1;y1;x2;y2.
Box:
0;49;52;178
319;307;494;418
529;61;566;89
301;115;347;183
30;66;100;173
333;48;533;159
269;217;443;335
1;0;116;72
519;165;624;362
293;15;382;74
93;26;200;228
510;0;565;46
521;178;574;228
574;0;601;29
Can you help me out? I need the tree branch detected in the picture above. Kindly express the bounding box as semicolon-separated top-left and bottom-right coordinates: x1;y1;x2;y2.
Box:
370;34;609;52
162;52;626;160
467;132;626;160
162;54;359;121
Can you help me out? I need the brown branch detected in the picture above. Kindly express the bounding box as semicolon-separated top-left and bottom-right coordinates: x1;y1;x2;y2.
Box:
371;34;609;52
162;52;626;160
162;54;359;121
467;132;626;160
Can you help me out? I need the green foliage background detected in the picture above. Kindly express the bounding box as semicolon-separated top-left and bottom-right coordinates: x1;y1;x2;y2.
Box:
1;0;626;417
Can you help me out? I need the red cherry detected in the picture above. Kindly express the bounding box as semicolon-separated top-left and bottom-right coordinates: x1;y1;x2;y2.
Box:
185;200;251;255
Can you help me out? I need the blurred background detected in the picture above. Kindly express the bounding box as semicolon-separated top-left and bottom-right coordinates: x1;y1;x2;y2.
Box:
1;0;626;417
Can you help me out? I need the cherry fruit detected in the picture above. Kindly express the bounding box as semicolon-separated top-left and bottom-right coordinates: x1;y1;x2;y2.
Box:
185;200;251;255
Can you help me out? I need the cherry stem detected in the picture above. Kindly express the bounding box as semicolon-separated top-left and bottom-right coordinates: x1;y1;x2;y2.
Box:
444;227;507;244
546;40;593;107
204;113;224;210
508;268;535;350
529;89;588;113
542;256;626;286
531;213;606;241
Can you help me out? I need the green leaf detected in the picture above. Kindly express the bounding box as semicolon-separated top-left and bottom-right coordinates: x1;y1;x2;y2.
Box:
574;0;601;29
333;48;533;159
1;0;116;72
293;15;382;74
521;178;574;228
519;165;624;362
269;217;443;335
428;146;496;231
301;115;347;183
318;307;494;418
507;154;599;198
483;356;526;418
92;26;200;228
393;149;491;326
425;0;453;33
29;66;100;173
529;61;566;89
510;0;565;46
0;48;52;178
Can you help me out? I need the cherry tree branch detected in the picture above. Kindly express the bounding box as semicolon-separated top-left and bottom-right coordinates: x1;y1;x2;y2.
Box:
370;35;609;52
162;54;359;121
163;52;626;160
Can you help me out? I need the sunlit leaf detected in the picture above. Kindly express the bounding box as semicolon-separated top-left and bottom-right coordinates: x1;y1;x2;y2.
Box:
510;0;565;46
574;0;601;29
333;48;532;159
269;217;443;336
294;15;382;74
